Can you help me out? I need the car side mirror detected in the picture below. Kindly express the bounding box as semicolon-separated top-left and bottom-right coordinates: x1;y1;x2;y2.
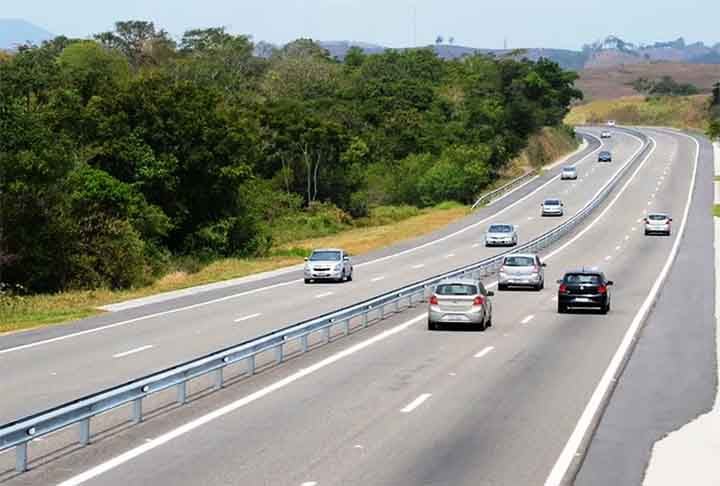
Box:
669;218;673;222
487;291;495;297
541;263;547;267
607;280;614;286
343;256;350;261
556;279;563;284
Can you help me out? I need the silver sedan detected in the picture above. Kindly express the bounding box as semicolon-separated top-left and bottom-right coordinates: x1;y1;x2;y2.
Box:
428;278;494;331
485;224;518;247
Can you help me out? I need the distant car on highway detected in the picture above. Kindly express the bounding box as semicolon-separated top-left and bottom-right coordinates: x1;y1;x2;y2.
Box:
541;198;564;217
498;253;546;291
304;248;353;283
561;166;578;180
600;131;612;139
598;150;612;162
557;269;613;314
607;120;616;126
428;278;494;330
485;223;518;247
644;213;672;236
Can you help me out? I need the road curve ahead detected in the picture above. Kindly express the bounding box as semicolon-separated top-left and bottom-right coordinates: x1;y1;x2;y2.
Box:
0;127;710;486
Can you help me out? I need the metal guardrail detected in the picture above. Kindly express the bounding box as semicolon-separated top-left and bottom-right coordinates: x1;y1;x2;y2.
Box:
0;129;650;474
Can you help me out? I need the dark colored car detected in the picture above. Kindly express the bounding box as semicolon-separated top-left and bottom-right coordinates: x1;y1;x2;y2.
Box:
598;151;612;162
557;269;614;314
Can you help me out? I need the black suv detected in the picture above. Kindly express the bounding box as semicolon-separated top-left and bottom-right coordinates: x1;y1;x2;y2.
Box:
598;151;612;162
557;269;614;314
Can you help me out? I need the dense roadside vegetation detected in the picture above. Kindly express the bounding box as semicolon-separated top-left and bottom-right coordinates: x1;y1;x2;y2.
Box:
0;21;581;300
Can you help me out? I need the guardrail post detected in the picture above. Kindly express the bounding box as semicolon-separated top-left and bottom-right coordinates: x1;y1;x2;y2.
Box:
323;326;330;344
301;334;309;353
247;355;256;375
79;418;90;446
362;311;369;328
132;398;143;424
275;344;284;364
380;304;385;320
15;443;28;473
408;293;413;307
343;319;350;336
214;368;224;391
177;382;187;405
394;298;400;313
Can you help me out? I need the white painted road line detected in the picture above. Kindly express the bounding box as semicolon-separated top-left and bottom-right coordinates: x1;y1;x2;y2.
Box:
472;243;481;248
301;481;318;486
521;315;535;324
400;393;432;413
544;131;698;486
412;264;425;269
616;246;622;251
444;253;456;259
315;292;334;299
474;346;495;358
605;256;612;261
370;276;386;282
234;313;261;323
112;345;154;359
625;235;630;240
58;314;428;486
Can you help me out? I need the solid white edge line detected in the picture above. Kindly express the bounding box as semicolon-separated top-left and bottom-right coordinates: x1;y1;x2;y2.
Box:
57;313;428;486
400;393;433;413
55;132;651;485
543;130;699;486
474;346;495;358
0;133;609;356
520;315;535;324
112;345;154;359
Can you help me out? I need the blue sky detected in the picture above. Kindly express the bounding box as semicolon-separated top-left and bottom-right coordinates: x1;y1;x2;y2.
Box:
5;0;719;49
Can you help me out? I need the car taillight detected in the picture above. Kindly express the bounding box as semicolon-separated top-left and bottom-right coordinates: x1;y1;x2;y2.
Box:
473;296;485;306
598;285;607;294
559;283;567;293
429;295;439;305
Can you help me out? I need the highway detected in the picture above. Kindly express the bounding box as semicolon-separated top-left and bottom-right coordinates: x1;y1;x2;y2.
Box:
0;127;713;486
0;129;622;422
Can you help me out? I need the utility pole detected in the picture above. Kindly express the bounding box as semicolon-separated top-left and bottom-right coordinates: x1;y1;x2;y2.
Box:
504;37;508;50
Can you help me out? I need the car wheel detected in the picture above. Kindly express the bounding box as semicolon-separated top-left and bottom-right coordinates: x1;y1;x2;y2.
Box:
558;303;567;314
304;278;311;284
536;282;543;291
486;312;492;328
601;303;609;315
347;270;353;282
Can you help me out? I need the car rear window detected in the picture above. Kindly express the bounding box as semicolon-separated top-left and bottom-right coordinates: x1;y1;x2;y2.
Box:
504;256;535;267
489;225;513;233
648;214;668;221
564;274;601;284
309;251;341;261
562;167;575;172
544;199;561;205
435;284;478;296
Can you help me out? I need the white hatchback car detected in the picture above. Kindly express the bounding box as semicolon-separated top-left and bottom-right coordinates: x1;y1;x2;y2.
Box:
304;248;354;283
644;213;672;236
541;198;564;217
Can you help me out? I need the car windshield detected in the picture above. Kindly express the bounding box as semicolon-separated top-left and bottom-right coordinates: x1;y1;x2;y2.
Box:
544;199;561;206
562;167;575;172
309;251;341;261
504;256;535;267
489;225;513;233
564;274;602;284
435;284;478;296
648;214;668;221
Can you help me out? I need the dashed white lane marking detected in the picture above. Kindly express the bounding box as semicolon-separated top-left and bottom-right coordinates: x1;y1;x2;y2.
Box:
449;372;457;376
632;227;637;231
234;313;261;322
605;256;612;261
315;292;334;299
371;276;386;282
113;345;154;359
301;482;318;486
521;315;535;324
615;246;621;251
400;393;432;413
474;346;495;358
528;216;535;221
444;253;456;259
472;243;481;248
412;264;425;269
625;235;630;240
648;201;653;205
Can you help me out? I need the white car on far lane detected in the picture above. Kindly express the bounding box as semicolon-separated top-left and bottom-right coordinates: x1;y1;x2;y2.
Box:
304;248;354;283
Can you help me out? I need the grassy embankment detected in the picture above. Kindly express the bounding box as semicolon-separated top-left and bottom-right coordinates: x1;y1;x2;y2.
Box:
565;95;711;132
0;126;577;333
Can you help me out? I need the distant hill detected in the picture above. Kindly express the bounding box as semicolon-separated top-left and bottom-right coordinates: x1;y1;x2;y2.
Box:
0;19;53;49
319;35;720;71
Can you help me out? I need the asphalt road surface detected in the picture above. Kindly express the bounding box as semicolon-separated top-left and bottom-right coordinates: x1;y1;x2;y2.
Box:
1;127;713;486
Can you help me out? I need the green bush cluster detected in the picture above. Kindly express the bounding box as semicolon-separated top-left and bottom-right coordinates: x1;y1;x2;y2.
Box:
0;22;581;293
